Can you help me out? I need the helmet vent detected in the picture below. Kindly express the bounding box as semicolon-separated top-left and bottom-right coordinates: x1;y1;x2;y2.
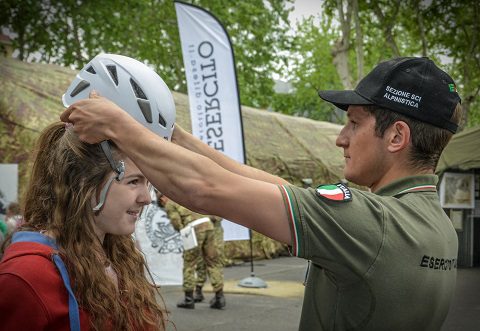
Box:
86;66;96;74
158;113;166;127
106;65;118;85
130;78;147;99
137;99;153;123
70;80;90;97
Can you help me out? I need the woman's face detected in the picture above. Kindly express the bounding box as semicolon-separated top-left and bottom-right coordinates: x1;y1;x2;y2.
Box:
93;157;151;241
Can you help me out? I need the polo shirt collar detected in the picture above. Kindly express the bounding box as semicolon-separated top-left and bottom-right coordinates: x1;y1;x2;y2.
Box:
375;174;438;197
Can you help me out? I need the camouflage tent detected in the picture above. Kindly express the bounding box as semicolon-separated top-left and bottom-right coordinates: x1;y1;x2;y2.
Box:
0;58;345;261
436;126;480;174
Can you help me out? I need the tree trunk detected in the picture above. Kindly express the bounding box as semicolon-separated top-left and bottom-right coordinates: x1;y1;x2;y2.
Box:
330;0;354;122
371;0;401;57
416;3;428;56
18;31;25;61
353;0;364;83
331;0;353;90
332;40;352;90
459;1;479;129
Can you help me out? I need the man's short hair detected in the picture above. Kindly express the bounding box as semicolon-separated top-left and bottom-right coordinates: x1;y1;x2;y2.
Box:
364;103;462;171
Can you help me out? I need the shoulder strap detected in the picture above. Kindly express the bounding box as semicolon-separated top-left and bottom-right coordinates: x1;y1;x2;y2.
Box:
12;231;81;331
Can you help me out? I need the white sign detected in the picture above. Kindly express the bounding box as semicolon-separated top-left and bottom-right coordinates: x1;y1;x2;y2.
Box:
180;224;198;250
175;1;249;240
135;204;183;285
0;164;18;214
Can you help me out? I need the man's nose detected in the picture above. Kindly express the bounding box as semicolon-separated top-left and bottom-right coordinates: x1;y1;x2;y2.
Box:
336;127;348;148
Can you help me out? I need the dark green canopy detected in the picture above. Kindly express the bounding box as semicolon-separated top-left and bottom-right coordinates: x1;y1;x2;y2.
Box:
436;126;480;174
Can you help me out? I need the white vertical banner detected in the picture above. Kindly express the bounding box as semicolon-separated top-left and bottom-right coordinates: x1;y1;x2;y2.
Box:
0;164;18;214
175;1;249;241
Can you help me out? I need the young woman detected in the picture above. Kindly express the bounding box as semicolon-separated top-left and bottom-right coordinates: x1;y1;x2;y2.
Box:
0;122;169;330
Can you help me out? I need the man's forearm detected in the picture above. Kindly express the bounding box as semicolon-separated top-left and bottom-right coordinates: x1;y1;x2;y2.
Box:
110;119;213;210
172;125;289;185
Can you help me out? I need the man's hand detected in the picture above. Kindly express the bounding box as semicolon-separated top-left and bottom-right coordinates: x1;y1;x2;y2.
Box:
171;123;187;145
60;90;128;144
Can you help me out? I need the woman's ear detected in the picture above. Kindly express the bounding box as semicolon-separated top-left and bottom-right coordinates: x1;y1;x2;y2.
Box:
386;121;411;153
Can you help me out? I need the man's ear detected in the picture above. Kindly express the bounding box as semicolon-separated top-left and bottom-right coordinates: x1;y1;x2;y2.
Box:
386;121;410;153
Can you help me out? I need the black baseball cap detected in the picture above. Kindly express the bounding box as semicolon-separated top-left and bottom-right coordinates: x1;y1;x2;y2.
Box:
318;57;461;133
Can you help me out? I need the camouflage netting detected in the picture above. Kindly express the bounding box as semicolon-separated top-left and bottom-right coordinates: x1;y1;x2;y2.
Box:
0;58;345;261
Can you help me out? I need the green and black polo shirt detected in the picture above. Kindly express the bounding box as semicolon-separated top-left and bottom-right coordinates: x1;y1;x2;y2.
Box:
279;175;458;331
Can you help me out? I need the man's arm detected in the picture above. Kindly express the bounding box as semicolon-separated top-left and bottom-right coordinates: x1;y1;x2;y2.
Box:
61;95;292;244
172;125;289;185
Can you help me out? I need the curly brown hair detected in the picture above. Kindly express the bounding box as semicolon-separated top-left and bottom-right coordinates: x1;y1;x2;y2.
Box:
19;122;168;330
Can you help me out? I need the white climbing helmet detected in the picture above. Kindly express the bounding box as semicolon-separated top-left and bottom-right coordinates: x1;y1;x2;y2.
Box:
62;53;176;141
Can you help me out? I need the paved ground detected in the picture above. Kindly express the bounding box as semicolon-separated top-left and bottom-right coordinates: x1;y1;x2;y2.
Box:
158;256;480;331
442;267;480;331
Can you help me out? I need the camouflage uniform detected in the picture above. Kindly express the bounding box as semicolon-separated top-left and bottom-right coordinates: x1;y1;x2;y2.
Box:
195;260;207;288
165;201;224;293
194;224;224;288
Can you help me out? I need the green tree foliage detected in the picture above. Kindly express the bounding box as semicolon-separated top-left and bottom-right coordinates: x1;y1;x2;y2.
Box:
270;16;344;122
422;0;480;127
275;0;479;128
0;0;292;108
192;0;293;108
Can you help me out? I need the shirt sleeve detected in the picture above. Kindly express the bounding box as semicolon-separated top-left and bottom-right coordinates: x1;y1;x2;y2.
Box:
279;184;386;281
0;273;49;330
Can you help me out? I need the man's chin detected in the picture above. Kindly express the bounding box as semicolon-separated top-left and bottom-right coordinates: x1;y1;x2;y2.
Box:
343;170;354;183
343;173;364;187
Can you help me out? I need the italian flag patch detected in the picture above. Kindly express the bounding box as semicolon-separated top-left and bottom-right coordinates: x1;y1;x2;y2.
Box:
315;183;352;202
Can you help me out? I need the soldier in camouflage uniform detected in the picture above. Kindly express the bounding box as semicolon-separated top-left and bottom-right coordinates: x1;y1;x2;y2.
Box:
193;222;225;303
164;199;225;310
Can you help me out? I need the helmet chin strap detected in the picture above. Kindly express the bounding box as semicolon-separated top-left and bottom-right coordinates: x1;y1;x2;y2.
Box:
92;141;125;212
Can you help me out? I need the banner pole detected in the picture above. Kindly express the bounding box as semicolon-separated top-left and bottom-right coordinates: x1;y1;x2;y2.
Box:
249;229;254;275
238;229;267;288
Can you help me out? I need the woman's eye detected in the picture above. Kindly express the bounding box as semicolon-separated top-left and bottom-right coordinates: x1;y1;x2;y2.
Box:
128;179;139;185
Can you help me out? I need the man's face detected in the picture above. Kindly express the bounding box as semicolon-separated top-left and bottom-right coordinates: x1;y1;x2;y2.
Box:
336;106;389;188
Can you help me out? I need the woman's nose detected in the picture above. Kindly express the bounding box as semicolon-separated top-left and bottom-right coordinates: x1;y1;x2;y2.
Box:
138;186;152;206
